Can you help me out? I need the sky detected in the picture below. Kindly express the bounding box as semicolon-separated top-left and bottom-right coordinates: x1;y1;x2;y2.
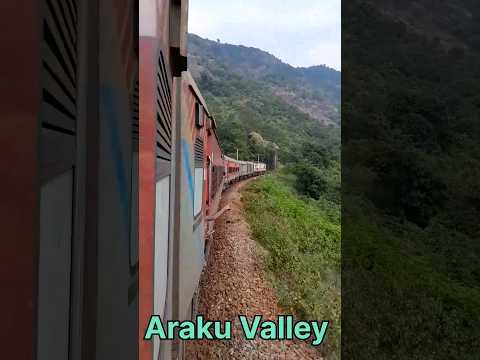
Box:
188;0;341;71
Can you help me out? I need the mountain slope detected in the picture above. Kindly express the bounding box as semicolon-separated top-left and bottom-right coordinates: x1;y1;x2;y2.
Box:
188;34;340;126
187;34;340;165
343;1;480;358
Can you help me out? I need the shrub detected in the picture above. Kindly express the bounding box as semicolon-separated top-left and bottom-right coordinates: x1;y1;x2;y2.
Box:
292;163;328;200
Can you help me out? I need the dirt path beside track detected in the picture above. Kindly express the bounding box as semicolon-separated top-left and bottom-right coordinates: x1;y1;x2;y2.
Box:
185;178;321;359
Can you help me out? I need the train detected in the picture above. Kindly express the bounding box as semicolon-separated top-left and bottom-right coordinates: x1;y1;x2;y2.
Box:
140;2;266;358
0;0;265;359
2;1;140;359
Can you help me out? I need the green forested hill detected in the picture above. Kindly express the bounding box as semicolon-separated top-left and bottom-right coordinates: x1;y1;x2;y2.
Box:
189;34;340;108
187;34;340;167
344;1;480;358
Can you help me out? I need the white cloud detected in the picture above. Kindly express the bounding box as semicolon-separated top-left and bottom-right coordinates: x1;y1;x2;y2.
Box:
189;0;341;70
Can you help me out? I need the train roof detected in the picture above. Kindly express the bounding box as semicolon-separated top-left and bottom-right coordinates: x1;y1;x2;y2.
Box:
183;72;267;168
184;71;210;116
223;155;266;165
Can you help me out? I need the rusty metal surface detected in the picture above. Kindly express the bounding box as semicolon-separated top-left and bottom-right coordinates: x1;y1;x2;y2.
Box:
139;1;173;359
139;1;189;359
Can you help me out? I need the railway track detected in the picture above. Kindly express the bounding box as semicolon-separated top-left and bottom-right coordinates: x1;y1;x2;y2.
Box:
186;179;321;360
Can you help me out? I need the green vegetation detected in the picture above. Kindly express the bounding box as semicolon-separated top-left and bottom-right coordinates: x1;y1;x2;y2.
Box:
196;67;340;166
189;33;342;358
344;196;480;359
243;170;340;359
344;1;480;358
188;34;340;167
292;162;340;203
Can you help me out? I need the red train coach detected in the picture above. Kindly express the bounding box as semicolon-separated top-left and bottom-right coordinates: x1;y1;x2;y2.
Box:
205;116;225;208
139;0;189;358
224;155;241;184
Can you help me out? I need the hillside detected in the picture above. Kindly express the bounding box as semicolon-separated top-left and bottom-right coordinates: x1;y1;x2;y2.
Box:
243;171;340;359
371;0;480;50
188;34;340;126
187;34;340;166
344;1;480;358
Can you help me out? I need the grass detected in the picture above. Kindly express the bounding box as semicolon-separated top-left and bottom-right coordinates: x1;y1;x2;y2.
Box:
242;170;341;359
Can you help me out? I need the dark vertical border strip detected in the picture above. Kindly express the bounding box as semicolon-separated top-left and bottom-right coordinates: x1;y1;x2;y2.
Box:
81;0;99;358
33;3;44;360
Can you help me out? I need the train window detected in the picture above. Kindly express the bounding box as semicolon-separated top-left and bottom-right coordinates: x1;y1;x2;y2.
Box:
154;176;170;321
195;102;204;128
37;170;73;360
194;167;203;216
194;138;204;216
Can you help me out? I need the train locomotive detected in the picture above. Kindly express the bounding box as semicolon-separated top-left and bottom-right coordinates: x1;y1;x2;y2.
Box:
140;2;266;358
